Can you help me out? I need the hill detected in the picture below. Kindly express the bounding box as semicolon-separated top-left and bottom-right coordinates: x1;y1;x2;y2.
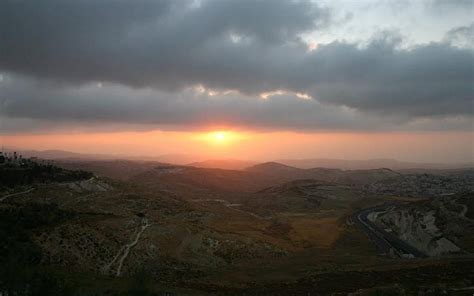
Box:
245;179;366;214
2;160;474;294
6;148;472;170
1;148;204;165
55;159;172;180
187;159;257;170
0;160;93;189
246;162;400;185
3;148;116;160
366;172;474;197
275;158;473;170
130;165;283;195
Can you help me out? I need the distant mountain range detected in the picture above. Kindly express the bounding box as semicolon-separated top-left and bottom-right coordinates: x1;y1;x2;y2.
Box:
1;148;203;164
3;148;472;170
274;158;474;170
188;159;258;170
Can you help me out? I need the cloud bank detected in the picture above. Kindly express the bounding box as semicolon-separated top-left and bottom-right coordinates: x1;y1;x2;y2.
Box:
0;0;472;133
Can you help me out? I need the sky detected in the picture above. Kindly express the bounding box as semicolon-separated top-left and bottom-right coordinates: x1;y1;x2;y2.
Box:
0;0;473;163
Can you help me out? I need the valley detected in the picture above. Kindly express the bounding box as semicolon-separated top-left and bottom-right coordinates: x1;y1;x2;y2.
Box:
1;158;473;295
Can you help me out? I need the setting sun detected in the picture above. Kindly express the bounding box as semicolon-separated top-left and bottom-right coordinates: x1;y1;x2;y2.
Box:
194;130;247;147
214;131;226;142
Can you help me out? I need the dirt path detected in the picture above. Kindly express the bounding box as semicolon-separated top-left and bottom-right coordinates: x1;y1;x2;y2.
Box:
0;187;35;202
104;218;151;276
116;220;151;276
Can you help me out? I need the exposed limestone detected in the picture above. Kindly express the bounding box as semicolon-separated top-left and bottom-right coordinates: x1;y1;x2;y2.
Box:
60;177;112;193
375;198;470;256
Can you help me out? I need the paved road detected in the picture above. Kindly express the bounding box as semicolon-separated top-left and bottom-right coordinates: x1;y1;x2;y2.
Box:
353;203;427;258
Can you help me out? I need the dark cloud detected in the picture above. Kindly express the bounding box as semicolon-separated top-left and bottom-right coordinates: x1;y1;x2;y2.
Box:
0;74;374;132
0;0;472;132
0;0;330;89
305;36;473;117
0;74;471;133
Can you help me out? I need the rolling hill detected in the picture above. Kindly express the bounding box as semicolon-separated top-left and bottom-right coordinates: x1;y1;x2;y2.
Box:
246;162;400;185
187;159;258;170
275;158;474;170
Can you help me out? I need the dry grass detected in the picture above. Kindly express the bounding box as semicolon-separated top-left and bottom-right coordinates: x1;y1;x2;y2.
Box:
288;216;343;248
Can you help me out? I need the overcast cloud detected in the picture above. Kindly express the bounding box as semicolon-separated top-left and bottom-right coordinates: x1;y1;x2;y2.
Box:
0;0;472;133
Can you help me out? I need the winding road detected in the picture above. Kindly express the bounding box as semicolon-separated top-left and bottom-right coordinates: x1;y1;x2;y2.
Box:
353;203;427;258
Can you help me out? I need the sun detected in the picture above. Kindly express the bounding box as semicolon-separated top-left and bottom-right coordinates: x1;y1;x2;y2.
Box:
204;130;235;145
196;130;245;146
212;131;227;143
214;131;226;142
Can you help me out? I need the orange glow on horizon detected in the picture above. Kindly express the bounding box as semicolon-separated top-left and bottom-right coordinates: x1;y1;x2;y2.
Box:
196;130;246;146
0;129;472;163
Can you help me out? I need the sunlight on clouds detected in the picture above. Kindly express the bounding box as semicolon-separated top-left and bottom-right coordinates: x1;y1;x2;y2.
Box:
192;84;237;97
296;92;312;100
260;90;312;100
259;90;285;99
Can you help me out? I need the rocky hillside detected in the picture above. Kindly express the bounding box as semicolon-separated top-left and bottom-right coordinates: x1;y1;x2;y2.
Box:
373;193;474;256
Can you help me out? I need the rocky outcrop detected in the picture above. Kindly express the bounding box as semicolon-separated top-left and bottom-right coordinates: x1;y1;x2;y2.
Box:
373;195;474;257
377;208;460;256
60;177;112;193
